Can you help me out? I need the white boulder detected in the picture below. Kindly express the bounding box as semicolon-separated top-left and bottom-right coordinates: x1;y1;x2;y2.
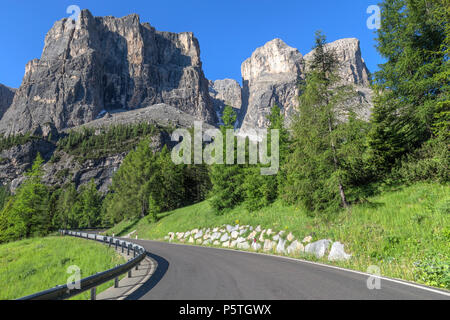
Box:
328;242;352;261
251;242;262;251
276;239;286;254
263;239;275;252
247;231;257;240
236;237;246;243
194;230;203;239
211;232;221;241
305;239;332;258
237;241;250;250
258;231;266;242
287;240;304;255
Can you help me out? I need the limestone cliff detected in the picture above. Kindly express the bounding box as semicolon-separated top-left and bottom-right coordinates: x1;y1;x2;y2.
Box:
0;9;216;136
0;84;16;120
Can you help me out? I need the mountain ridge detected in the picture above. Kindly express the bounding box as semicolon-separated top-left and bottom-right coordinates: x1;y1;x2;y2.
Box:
0;10;374;192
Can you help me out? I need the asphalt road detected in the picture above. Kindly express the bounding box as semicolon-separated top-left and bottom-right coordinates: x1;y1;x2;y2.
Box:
124;239;450;300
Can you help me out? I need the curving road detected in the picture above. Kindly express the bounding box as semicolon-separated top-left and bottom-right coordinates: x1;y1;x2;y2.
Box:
124;239;450;300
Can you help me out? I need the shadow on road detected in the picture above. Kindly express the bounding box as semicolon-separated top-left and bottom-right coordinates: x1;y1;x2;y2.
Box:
125;251;169;300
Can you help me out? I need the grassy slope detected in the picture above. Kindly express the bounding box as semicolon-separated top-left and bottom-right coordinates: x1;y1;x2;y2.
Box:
107;182;450;289
0;236;126;300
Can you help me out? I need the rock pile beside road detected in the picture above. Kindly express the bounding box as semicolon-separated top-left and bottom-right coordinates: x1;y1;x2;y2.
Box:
163;224;352;262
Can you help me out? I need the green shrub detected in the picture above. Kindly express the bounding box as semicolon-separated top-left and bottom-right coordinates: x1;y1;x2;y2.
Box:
414;254;450;289
391;137;449;183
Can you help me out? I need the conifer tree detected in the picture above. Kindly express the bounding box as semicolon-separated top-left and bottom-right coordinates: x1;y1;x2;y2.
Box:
367;0;449;174
79;179;102;228
209;106;246;213
283;31;366;213
0;154;50;240
243;105;288;211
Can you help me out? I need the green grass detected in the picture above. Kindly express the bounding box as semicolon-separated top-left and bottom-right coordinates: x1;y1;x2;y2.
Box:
0;236;126;300
107;182;450;289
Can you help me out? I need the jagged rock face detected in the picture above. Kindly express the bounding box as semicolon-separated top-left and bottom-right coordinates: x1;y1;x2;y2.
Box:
303;38;372;120
0;84;16;120
0;139;56;192
239;39;304;132
303;38;370;86
238;38;373;133
209;79;242;110
0;128;171;193
0;9;215;136
208;79;242;125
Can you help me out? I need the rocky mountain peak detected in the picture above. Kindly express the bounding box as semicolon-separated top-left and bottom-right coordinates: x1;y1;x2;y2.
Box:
303;38;370;86
241;38;304;82
235;37;373;133
0;9;215;136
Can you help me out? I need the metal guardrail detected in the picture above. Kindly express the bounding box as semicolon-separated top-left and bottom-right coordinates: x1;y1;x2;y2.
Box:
17;230;147;300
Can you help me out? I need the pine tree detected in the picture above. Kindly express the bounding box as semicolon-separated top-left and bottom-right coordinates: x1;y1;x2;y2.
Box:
147;146;185;221
79;179;102;228
0;185;10;211
53;183;81;229
243;105;288;211
104;139;187;223
283;31;366;213
1;154;50;239
367;0;449;174
0;198;26;243
105;138;155;222
209;106;246;213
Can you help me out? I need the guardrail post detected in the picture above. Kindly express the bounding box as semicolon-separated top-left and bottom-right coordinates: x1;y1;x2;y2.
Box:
115;240;118;250
91;287;96;300
114;277;119;288
128;269;132;278
133;246;136;258
127;244;130;256
121;242;124;253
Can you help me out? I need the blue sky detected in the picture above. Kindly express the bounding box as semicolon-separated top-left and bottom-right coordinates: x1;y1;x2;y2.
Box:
0;0;383;88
